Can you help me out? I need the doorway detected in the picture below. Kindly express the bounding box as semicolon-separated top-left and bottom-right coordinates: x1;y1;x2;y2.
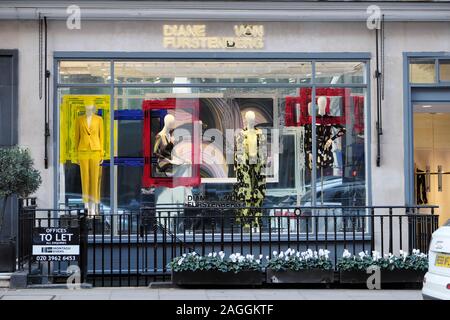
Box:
413;102;450;226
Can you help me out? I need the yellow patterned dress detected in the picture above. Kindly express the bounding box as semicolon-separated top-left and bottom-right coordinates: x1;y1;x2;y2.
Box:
234;128;267;228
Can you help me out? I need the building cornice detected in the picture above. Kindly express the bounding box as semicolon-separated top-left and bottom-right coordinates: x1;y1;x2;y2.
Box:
1;1;450;21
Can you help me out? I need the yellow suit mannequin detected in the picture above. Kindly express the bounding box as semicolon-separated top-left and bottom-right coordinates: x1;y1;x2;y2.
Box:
74;105;104;215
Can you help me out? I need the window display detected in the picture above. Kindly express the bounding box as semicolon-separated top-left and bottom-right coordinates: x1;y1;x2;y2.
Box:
234;111;267;228
56;59;367;235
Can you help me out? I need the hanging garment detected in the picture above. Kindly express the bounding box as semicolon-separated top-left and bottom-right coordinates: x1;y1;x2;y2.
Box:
74;114;104;204
154;131;175;176
234;128;267;228
416;169;428;205
304;116;346;170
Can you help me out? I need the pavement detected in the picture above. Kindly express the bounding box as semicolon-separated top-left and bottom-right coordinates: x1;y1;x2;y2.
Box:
0;287;423;300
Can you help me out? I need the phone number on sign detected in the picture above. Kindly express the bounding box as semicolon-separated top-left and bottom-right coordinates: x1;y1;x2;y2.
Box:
35;255;78;262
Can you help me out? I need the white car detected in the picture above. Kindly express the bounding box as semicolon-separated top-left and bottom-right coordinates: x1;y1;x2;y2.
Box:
422;220;450;300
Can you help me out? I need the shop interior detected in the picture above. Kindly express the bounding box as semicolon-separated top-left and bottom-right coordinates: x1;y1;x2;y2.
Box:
414;103;450;226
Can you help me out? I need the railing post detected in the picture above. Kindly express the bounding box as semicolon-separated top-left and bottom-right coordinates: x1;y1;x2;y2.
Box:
370;207;375;253
389;207;393;254
79;210;88;285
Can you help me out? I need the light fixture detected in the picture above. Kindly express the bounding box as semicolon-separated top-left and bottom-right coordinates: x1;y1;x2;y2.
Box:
422;105;433;108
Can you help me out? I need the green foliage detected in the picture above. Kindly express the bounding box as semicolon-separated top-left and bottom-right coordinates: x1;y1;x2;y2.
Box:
0;146;42;232
169;251;264;273
267;248;333;271
336;249;428;272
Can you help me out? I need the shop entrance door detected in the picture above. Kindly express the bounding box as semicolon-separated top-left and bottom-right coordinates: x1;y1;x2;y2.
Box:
413;102;450;226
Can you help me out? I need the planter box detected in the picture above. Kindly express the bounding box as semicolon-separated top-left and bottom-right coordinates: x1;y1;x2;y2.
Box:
0;240;16;272
172;270;263;286
339;270;426;284
266;269;335;284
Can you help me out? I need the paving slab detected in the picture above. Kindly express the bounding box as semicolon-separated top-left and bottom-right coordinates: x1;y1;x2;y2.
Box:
0;288;424;300
1;295;55;300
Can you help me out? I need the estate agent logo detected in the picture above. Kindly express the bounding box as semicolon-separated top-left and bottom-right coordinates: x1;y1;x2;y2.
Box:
163;24;265;49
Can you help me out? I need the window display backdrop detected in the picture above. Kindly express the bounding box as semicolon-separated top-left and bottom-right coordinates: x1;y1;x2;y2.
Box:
56;59;368;233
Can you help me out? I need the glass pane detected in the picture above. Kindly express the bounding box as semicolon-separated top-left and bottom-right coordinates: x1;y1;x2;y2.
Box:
314;62;365;84
439;60;450;82
410;59;436;83
313;87;366;232
59;61;111;84
114;61;312;85
57;87;112;220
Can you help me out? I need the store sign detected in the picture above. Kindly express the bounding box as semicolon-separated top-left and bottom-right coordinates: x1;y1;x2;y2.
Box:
32;227;80;262
163;24;264;49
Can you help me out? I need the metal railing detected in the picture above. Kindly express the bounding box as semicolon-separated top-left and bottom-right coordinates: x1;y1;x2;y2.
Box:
18;204;439;287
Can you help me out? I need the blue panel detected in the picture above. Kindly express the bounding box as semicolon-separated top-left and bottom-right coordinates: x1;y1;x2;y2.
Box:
114;109;144;120
102;157;144;167
411;88;450;102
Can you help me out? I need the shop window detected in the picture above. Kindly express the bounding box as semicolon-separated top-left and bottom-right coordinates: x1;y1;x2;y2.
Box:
314;62;365;84
439;60;450;82
114;61;312;85
410;59;436;84
59;61;111;84
57;59;368;236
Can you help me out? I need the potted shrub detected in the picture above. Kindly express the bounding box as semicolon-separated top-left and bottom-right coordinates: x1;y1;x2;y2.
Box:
337;249;428;284
266;248;334;284
169;251;264;286
0;147;41;272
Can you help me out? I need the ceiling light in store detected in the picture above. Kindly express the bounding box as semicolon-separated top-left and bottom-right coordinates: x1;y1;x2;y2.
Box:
422;105;433;108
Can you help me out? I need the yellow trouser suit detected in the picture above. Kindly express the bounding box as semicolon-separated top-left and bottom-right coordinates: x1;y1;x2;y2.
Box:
74;114;104;204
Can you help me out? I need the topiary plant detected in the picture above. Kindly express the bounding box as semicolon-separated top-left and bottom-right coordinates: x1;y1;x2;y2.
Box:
0;146;42;236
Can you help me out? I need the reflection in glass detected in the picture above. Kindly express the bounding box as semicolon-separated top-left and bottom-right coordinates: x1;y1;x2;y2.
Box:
114;61;312;84
59;61;111;84
410;59;436;83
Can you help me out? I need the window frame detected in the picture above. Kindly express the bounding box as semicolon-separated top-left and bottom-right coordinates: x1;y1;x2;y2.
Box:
53;52;371;215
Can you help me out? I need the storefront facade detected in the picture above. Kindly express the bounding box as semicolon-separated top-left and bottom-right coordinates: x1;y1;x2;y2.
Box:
1;1;449;283
0;6;448;208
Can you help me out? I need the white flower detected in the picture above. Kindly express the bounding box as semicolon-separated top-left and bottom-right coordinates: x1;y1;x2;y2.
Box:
235;253;241;257
266;255;270;260
273;251;278;256
256;259;261;264
372;251;382;261
358;251;366;259
296;252;300;257
342;249;352;258
213;252;217;258
318;249;324;257
208;253;213;257
219;251;225;259
192;252;197;256
279;252;284;258
182;254;187;257
177;258;184;265
259;254;263;260
285;256;289;261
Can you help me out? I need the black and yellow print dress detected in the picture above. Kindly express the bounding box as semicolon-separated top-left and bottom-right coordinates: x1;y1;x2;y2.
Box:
234;128;267;228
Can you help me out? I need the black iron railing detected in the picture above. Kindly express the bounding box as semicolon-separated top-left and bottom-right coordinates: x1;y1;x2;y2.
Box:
18;205;439;287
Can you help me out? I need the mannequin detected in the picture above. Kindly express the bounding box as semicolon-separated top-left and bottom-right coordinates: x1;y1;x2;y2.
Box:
305;97;345;170
304;97;346;205
74;103;104;217
153;114;189;177
153;114;192;228
234;111;267;229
